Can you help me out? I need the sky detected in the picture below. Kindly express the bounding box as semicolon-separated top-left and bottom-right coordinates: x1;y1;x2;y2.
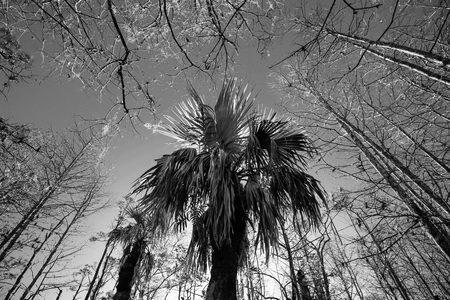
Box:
1;33;302;212
0;4;350;298
3;1;446;299
0;44;288;209
0;35;316;300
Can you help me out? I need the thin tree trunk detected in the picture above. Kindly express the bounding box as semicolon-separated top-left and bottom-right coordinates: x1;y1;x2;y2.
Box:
280;223;301;300
369;256;400;300
317;239;331;300
398;244;434;298
329;30;450;86
0;188;56;263
383;258;411;299
90;215;124;300
362;99;450;175
85;240;112;300
19;211;79;300
363;221;412;300
0;138;93;263
91;243;116;300
72;275;85;300
328;30;450;68
406;235;450;295
246;269;254;300
307;85;450;260
18;182;97;300
4;215;65;300
350;219;399;300
55;288;63;300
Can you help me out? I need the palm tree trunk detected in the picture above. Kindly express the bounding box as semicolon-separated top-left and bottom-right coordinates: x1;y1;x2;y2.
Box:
206;244;240;300
205;201;246;300
113;239;144;300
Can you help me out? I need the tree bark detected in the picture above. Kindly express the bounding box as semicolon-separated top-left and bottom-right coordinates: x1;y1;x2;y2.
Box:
113;239;144;300
205;200;246;300
206;242;240;300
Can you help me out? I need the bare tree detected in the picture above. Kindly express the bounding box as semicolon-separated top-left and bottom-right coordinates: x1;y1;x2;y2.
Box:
270;0;449;262
0;119;112;299
0;27;33;96
2;0;283;126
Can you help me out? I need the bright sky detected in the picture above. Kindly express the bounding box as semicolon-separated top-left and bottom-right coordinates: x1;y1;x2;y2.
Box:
0;3;349;297
0;33;296;206
0;31;304;298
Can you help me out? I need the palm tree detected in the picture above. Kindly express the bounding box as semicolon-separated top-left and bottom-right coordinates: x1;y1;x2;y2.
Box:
131;80;326;300
108;205;154;300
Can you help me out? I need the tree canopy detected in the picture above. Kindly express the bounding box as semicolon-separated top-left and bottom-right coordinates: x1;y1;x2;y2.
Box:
1;0;282;125
1;0;449;299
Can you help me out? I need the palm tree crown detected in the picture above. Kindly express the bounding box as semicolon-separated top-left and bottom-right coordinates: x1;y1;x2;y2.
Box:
132;79;326;270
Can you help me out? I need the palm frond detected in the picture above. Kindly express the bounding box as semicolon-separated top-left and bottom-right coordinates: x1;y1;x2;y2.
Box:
132;80;327;272
269;166;326;227
157;99;211;147
125;205;147;227
245;178;279;262
214;79;255;153
248;112;315;170
132;148;212;235
187;208;210;272
139;250;154;279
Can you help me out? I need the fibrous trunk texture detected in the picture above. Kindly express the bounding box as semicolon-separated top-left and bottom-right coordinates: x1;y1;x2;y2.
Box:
205;200;246;300
113;239;143;300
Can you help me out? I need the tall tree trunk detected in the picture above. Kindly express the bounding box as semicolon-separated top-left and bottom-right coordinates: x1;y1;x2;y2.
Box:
398;244;434;298
307;85;450;260
113;239;144;300
317;239;331;300
4;221;62;300
0;188;56;263
0;137;93;263
72;275;85;300
84;240;112;300
19;211;77;300
205;239;240;300
91;243;116;300
327;30;450;68
327;30;450;86
205;200;246;300
280;224;300;300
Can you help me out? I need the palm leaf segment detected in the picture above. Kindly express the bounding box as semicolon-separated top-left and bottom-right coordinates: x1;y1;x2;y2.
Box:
132;79;325;267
